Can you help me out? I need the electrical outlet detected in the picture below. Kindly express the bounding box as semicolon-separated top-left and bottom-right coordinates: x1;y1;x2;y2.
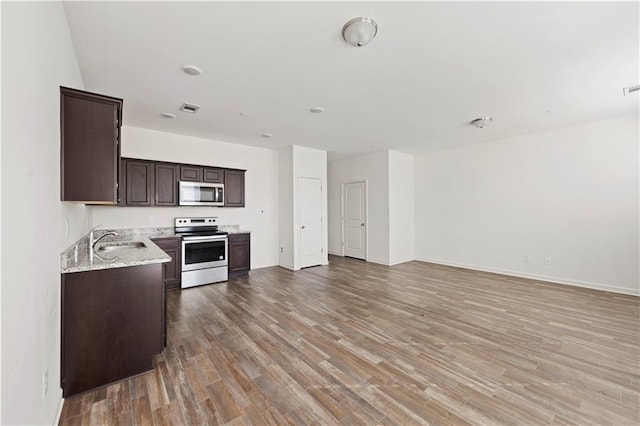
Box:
42;370;48;399
65;219;69;238
522;253;530;263
148;215;154;224
544;256;552;265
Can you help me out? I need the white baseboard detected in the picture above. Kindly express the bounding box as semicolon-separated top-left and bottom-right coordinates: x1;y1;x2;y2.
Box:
415;257;639;297
389;257;415;266
278;263;296;271
327;253;412;267
250;263;278;271
54;397;64;425
366;257;390;266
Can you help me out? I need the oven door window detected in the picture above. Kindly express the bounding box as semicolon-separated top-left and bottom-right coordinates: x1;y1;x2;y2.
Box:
184;240;226;265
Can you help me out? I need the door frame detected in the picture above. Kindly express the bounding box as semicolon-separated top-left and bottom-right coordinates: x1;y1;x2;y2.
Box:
341;180;368;259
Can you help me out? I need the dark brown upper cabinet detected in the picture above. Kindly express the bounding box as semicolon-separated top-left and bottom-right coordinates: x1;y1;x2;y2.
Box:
179;166;202;182
180;166;223;184
155;163;178;206
60;87;123;204
224;170;245;207
203;167;224;183
124;159;154;206
120;158;245;208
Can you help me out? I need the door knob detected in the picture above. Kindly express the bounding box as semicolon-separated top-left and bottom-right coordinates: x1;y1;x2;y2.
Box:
301;225;306;229
360;223;365;227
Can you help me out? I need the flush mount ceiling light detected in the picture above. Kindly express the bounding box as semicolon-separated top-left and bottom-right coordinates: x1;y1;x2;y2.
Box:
162;112;176;118
342;17;378;47
471;117;494;128
310;106;324;113
261;133;273;138
181;65;202;76
623;84;640;95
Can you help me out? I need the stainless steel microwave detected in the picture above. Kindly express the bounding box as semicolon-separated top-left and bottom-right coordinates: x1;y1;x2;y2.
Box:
179;181;224;206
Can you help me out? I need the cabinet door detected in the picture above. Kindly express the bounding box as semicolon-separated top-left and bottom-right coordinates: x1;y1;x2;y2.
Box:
162;247;180;288
203;168;224;183
151;237;182;290
61;264;163;397
125;160;154;206
61;87;122;204
224;170;245;207
228;233;250;278
180;166;202;182
155;163;178;206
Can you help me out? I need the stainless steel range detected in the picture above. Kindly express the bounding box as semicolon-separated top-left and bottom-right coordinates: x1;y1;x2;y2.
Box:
175;217;228;288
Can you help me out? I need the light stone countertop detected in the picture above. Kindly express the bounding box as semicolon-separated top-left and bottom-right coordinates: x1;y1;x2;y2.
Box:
60;225;250;274
94;225;250;237
219;225;251;234
61;233;170;274
97;227;177;239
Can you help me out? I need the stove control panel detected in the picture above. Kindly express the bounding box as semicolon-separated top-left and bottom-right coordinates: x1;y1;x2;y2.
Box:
175;217;218;227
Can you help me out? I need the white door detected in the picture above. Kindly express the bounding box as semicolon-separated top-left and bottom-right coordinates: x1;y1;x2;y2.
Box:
343;181;366;260
299;177;323;268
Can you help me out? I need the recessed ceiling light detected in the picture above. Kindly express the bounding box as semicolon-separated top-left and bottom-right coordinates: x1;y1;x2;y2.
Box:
239;112;249;118
261;133;273;138
181;65;202;76
162;112;176;118
470;117;494;128
310;106;325;113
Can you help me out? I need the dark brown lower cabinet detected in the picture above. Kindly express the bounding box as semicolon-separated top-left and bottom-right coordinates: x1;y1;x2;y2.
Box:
151;237;182;290
228;233;250;278
61;263;164;397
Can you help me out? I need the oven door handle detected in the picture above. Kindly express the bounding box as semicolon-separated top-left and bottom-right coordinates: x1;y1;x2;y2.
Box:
182;235;228;242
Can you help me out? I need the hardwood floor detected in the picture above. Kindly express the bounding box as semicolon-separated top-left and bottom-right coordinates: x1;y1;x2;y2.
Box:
60;256;640;425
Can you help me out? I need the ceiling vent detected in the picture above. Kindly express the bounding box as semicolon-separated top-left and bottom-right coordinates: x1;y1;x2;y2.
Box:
179;103;200;113
623;85;640;96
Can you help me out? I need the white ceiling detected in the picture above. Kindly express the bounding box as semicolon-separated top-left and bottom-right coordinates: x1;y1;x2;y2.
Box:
63;1;639;161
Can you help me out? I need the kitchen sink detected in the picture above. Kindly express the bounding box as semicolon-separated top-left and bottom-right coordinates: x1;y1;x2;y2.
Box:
96;241;147;252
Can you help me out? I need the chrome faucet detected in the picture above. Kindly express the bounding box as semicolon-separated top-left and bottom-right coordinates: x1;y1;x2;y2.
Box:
89;231;118;252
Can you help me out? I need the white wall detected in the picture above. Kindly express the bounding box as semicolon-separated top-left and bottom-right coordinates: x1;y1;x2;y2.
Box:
1;2;90;423
415;114;639;295
90;126;279;269
278;146;294;268
328;151;390;265
279;145;328;269
388;151;415;265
